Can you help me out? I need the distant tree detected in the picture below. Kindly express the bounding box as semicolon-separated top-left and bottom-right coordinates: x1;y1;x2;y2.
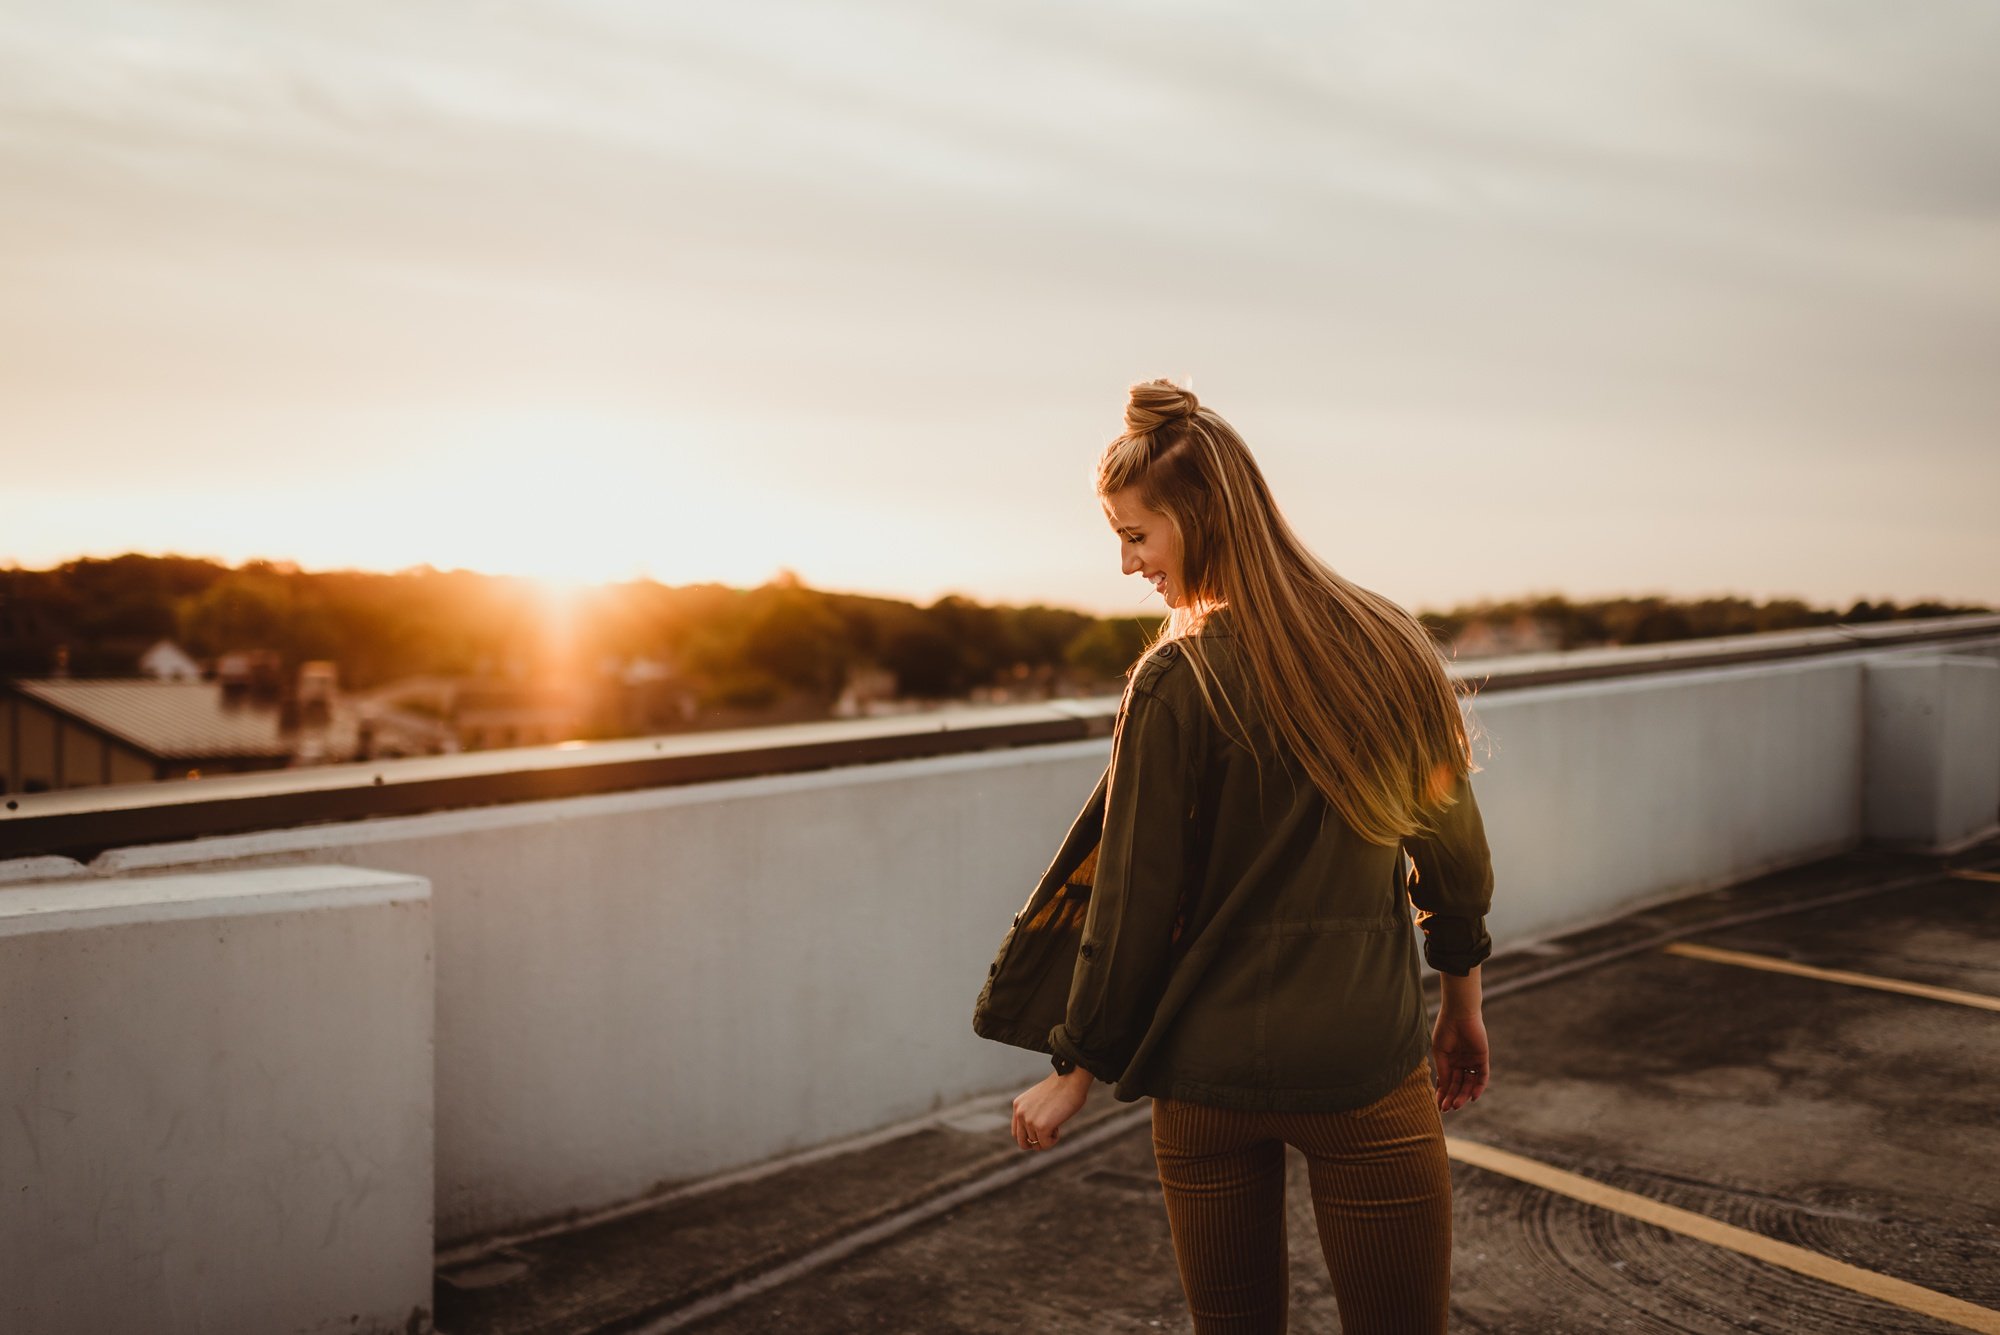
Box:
882;619;963;698
177;573;294;658
1846;599;1888;623
675;581;853;706
1002;604;1097;669
1901;600;1960;619
1065;617;1161;684
739;584;852;699
925;595;1010;683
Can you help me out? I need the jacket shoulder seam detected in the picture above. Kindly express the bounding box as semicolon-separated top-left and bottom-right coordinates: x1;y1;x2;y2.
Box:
1130;642;1192;697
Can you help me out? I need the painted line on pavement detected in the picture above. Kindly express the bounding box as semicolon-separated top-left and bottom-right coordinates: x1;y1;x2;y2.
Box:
627;1104;1153;1333
437;1085;1109;1270
1662;942;2000;1012
1477;863;1986;1006
1447;1137;2000;1334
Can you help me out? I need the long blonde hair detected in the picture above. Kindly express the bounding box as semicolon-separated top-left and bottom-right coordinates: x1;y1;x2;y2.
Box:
1097;377;1478;846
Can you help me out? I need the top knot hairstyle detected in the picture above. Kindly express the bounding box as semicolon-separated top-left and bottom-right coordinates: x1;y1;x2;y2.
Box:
1096;377;1478;846
1123;380;1202;433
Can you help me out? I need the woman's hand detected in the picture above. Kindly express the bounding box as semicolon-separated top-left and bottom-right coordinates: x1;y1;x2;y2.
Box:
1433;966;1489;1112
1012;1069;1092;1151
1432;1010;1490;1112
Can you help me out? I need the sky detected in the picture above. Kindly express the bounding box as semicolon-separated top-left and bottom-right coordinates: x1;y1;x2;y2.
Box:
3;0;1996;618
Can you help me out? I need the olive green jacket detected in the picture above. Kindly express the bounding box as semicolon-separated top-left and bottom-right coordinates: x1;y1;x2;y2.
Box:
972;621;1494;1112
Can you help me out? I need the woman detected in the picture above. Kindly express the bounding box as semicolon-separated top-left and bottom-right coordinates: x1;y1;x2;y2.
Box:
972;379;1494;1334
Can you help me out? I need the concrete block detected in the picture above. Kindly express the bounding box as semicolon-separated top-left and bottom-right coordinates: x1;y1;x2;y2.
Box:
0;864;434;1335
1864;656;2000;851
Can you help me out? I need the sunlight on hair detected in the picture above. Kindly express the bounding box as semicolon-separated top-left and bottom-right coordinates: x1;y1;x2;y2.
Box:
1098;378;1480;846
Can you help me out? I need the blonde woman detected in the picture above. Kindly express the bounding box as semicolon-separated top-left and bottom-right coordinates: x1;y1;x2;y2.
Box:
973;379;1494;1335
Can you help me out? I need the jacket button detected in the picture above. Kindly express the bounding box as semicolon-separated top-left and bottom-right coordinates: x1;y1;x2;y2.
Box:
989;962;997;977
1080;942;1096;960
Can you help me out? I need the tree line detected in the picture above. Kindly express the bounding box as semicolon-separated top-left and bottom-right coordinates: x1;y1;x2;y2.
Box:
0;557;1160;707
0;555;1986;710
1415;592;1989;652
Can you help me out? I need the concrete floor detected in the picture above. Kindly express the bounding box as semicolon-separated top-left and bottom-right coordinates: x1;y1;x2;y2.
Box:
436;838;2000;1334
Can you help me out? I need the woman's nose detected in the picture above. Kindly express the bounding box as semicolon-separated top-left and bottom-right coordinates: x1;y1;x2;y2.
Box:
1122;551;1142;576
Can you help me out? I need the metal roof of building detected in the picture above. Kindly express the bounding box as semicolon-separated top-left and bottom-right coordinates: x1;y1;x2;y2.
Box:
8;678;294;760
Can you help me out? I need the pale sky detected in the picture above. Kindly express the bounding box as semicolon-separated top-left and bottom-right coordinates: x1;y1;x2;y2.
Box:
4;0;1996;617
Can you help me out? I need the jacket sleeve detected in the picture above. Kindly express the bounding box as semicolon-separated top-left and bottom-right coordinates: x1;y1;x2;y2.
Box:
1048;682;1196;1083
1401;773;1495;976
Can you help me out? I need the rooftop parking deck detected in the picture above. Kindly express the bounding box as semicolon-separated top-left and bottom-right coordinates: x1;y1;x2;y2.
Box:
7;617;1995;1334
437;835;2000;1335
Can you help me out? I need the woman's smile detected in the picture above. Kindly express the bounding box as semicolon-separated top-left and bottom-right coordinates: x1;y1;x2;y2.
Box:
1104;485;1184;607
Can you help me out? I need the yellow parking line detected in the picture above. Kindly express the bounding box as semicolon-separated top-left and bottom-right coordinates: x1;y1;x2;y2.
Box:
1949;869;2000;885
1663;942;2000;1013
1447;1137;2000;1334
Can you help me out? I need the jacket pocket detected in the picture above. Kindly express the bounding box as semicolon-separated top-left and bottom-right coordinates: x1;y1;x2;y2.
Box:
973;845;1099;1051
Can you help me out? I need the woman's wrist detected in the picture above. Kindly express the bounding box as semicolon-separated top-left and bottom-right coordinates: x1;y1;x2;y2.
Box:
1438;965;1483;1016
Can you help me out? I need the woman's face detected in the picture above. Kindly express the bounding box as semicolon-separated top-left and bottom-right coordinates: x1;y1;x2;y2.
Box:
1103;486;1185;607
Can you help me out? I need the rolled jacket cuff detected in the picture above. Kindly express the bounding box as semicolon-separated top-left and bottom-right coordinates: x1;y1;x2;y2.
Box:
1421;915;1493;977
1048;1024;1124;1085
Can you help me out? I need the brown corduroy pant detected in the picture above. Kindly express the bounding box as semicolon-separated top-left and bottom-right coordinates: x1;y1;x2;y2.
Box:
1149;1060;1452;1335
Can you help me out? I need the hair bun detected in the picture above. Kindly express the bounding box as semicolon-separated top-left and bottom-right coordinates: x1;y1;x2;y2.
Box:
1124;379;1200;433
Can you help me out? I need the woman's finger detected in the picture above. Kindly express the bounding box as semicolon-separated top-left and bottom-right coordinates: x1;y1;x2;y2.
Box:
1439;1061;1479;1112
1014;1096;1046;1152
1435;1058;1463;1111
1447;1061;1488;1111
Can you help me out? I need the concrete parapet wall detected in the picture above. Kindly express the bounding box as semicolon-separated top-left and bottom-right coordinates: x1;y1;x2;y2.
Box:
72;746;1107;1247
1864;655;2000;851
4;634;1995;1259
1469;658;1864;945
0;864;434;1335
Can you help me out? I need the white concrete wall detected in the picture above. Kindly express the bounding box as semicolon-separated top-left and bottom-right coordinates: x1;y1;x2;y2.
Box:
1467;657;1865;945
0;865;433;1335
67;745;1107;1247
4;633;1996;1257
1864;655;2000;851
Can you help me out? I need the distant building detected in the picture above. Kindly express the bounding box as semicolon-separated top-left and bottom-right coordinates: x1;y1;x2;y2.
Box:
0;651;431;790
1451;615;1562;659
214;648;287;698
297;659;338;727
834;663;899;718
1;677;294;793
138;639;204;682
598;656;700;735
452;683;592;751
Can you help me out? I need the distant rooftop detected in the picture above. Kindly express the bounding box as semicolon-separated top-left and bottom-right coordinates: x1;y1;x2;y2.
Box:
8;678;293;761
